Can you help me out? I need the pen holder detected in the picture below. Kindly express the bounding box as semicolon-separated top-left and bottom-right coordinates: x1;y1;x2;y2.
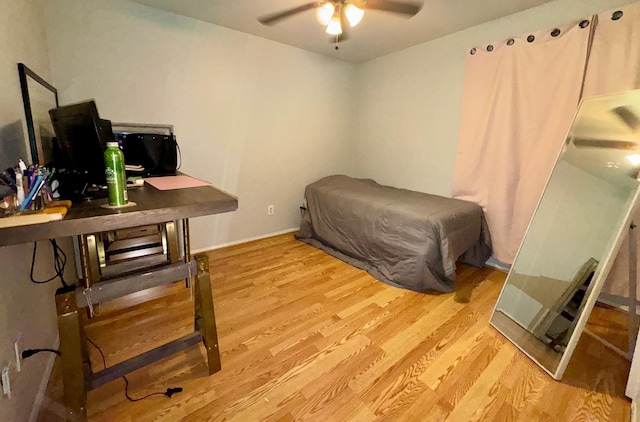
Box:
1;193;20;215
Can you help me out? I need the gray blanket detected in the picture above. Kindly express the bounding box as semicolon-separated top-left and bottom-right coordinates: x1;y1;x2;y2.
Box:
296;175;492;293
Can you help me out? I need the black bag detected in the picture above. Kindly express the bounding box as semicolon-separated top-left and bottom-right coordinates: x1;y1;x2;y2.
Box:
120;133;178;176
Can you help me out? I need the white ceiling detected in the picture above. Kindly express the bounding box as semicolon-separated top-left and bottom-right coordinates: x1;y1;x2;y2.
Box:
129;0;556;63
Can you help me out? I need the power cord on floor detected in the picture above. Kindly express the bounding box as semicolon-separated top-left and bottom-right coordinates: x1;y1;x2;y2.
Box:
86;337;183;402
86;337;106;368
30;239;69;288
123;377;183;401
21;348;61;359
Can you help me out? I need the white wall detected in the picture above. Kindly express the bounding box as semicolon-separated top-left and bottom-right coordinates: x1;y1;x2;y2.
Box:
353;0;638;197
515;160;631;281
0;2;76;421
39;0;356;251
38;0;638;251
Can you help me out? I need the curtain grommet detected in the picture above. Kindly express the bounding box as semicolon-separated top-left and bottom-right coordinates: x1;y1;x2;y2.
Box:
527;35;535;43
470;47;476;55
507;39;515;46
487;44;494;52
551;28;561;37
612;10;623;20
579;19;590;28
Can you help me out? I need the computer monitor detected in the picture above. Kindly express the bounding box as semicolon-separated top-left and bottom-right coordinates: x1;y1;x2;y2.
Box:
49;100;113;198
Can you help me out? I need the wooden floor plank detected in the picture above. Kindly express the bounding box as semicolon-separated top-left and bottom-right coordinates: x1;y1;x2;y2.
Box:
444;345;517;421
36;233;632;422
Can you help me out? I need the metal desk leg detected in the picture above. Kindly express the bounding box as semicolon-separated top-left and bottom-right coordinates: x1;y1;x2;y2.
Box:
194;253;222;374
55;287;89;422
164;221;180;264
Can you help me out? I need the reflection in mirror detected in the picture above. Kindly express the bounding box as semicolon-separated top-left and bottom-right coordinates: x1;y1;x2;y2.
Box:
0;121;27;173
18;63;59;166
490;89;640;380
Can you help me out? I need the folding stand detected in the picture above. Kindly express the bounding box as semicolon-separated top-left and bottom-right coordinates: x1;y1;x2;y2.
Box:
54;220;221;421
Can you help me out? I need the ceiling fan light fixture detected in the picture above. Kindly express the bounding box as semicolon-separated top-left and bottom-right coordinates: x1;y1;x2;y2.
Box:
326;15;342;35
344;4;364;27
316;2;335;25
627;154;640;166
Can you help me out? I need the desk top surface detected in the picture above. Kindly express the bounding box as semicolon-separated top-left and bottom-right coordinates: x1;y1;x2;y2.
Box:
0;181;238;247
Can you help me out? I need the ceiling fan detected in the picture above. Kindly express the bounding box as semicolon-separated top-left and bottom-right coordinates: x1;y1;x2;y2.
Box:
258;1;422;46
573;106;640;150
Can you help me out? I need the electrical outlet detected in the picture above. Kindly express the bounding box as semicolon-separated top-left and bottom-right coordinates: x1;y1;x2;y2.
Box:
267;205;274;215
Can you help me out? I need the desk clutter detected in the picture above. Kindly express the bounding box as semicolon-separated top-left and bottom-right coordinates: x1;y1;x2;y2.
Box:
1;98;205;230
144;175;210;190
0;159;67;225
0;200;71;229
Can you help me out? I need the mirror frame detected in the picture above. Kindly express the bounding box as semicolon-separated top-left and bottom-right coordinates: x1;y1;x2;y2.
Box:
18;63;59;165
489;90;640;380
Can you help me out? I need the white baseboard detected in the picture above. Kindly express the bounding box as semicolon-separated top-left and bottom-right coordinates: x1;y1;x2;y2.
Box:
191;228;299;254
29;336;60;422
632;401;638;422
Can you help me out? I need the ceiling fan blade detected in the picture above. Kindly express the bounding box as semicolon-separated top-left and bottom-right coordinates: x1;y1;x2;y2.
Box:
612;106;640;131
258;2;323;26
573;138;638;149
365;0;422;16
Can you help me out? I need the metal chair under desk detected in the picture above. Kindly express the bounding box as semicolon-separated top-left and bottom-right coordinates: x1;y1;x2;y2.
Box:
55;219;221;422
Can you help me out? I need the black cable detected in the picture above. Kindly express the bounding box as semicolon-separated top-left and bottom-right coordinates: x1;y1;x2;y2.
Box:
123;376;183;401
21;348;61;359
86;337;182;402
30;239;69;288
51;239;68;288
86;337;107;370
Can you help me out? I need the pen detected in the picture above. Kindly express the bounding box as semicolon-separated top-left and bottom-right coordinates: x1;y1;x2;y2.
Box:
19;175;44;212
20;167;30;189
15;171;25;206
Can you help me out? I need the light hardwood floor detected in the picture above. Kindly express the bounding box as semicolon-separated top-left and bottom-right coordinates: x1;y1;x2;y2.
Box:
38;233;631;421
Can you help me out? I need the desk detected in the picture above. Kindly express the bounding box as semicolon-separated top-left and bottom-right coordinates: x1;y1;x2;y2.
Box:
0;182;237;247
0;181;238;422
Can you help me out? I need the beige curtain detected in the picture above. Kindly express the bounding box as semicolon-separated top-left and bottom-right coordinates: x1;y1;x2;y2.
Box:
582;4;640;99
582;2;640;299
452;22;592;263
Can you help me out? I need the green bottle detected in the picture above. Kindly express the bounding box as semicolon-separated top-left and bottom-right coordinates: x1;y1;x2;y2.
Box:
104;141;128;206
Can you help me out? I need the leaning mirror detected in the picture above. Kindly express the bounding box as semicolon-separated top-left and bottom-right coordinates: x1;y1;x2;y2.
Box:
490;89;640;380
18;62;59;166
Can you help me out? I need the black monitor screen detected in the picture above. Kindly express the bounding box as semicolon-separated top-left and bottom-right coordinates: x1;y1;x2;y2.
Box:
49;100;113;189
